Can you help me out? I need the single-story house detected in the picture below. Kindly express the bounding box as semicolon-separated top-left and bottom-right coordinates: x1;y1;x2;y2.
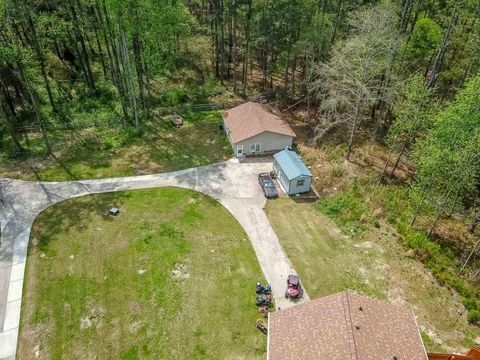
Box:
273;149;312;195
268;291;429;360
222;102;296;157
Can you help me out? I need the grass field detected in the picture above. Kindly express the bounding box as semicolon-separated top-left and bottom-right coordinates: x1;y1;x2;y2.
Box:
19;188;265;359
265;198;479;353
0;110;232;181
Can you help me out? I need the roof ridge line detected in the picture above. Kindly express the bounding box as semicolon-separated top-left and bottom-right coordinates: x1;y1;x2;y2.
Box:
343;292;359;360
287;149;304;175
250;102;267;132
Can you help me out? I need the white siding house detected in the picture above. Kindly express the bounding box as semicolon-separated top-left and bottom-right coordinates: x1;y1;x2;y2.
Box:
222;102;296;156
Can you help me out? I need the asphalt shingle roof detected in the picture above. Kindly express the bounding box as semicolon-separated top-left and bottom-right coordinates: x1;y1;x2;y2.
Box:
273;149;312;180
222;102;296;143
268;291;428;360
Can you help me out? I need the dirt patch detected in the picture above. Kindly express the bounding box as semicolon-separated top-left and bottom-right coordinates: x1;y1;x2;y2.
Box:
128;320;143;334
80;302;105;330
354;241;373;249
171;263;190;280
360;224;478;352
33;345;41;358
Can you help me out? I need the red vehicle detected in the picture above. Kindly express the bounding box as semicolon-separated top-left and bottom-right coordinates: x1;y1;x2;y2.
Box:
285;274;303;300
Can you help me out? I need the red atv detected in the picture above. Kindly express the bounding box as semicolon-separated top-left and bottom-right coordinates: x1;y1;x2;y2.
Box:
285;275;303;300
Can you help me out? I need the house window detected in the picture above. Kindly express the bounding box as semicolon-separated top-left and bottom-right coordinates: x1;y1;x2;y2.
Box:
237;145;243;156
296;179;305;187
250;143;261;152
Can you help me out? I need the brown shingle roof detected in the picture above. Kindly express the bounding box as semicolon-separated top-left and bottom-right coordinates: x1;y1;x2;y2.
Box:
222;102;296;143
268;291;428;360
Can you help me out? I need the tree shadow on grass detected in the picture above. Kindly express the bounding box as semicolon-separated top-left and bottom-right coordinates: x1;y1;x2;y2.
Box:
142;111;231;172
32;190;131;252
38;151;115;181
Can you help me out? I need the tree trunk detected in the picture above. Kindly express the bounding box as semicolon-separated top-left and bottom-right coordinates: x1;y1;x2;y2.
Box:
18;64;51;154
133;32;146;113
219;0;225;83
411;191;428;226
460;60;472;88
231;0;237;93
379;151;392;184
101;0;129;127
400;0;414;33
91;8;108;78
389;137;409;178
0;102;23;153
72;0;96;91
132;6;146;114
291;55;297;96
242;0;252;97
143;58;152;101
213;0;220;77
469;208;480;234
26;13;57;114
427;10;458;89
346;94;363;161
459;237;480;273
428;188;456;237
283;46;291;103
119;12;139;133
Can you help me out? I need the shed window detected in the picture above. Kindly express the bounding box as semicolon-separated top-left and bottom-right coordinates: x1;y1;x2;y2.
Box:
296;179;305;187
250;143;261;152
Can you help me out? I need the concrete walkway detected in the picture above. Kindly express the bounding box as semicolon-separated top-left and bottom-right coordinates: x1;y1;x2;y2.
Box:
0;158;308;359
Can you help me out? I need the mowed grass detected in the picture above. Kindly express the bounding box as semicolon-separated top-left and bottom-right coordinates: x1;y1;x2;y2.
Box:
0;110;232;181
265;199;385;299
19;188;265;359
265;198;479;352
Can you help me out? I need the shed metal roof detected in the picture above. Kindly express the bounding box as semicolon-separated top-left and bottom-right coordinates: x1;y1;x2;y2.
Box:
273;149;312;180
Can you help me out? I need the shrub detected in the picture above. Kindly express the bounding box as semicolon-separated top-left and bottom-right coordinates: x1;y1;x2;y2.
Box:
316;182;367;234
463;298;479;311
467;310;480;324
331;163;345;178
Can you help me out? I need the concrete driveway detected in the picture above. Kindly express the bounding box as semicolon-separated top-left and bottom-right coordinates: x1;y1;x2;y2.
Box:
0;157;308;359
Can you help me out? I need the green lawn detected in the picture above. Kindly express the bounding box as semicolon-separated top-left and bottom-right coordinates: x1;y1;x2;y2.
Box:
265;199;385;299
265;198;479;352
19;188;265;359
0;110;232;181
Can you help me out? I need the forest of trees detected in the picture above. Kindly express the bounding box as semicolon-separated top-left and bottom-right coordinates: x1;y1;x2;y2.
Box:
1;1;480;257
2;0;478;141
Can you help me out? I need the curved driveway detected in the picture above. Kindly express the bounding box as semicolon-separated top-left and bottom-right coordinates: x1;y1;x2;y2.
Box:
0;158;307;359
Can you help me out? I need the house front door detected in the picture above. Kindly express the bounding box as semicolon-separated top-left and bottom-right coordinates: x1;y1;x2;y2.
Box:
237;145;244;156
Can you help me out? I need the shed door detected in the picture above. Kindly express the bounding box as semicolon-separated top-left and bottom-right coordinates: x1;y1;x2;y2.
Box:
236;145;244;156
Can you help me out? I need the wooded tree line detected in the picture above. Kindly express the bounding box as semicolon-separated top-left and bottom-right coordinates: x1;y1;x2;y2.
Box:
0;0;193;153
1;0;480;241
1;0;478;146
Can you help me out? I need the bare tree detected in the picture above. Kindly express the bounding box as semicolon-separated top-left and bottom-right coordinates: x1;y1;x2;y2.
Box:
309;1;402;159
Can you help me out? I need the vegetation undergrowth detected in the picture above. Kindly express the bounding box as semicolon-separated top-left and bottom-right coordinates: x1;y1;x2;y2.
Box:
315;179;480;325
